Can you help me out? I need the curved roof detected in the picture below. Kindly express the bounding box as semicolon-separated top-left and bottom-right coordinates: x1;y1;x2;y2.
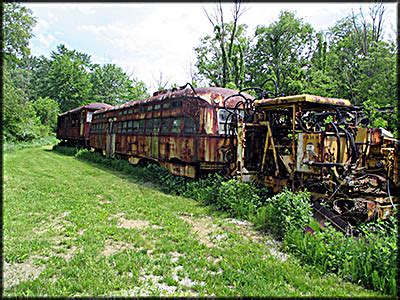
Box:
59;103;113;116
255;94;352;107
94;87;254;114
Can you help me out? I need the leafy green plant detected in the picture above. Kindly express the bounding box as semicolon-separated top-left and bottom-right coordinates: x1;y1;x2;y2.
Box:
215;179;261;219
263;189;313;237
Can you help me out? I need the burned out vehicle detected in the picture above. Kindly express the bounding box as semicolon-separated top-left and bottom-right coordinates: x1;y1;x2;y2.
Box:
89;86;248;177
233;94;398;231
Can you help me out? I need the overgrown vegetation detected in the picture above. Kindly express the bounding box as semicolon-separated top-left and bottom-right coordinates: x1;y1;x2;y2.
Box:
3;135;58;154
6;146;379;297
52;146;398;295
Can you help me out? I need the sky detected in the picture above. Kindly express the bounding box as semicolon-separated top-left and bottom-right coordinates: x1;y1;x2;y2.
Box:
25;2;397;91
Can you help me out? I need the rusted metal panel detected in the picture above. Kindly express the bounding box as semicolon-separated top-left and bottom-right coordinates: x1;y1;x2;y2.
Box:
255;94;351;107
89;87;243;177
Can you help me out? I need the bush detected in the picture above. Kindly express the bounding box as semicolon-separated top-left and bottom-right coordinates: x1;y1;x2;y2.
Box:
183;173;225;205
52;145;80;156
216;179;261;219
284;217;397;295
263;189;313;237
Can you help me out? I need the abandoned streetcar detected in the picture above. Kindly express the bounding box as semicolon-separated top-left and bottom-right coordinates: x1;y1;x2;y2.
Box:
56;86;398;230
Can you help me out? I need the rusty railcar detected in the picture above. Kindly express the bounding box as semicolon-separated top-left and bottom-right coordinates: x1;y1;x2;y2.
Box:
90;87;249;177
57;103;113;147
235;94;398;230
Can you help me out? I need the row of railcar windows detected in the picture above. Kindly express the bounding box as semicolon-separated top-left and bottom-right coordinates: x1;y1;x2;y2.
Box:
116;101;182;116
90;116;197;135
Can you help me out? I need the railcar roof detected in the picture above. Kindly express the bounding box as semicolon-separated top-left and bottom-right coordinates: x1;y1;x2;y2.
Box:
59;103;113;116
255;94;352;107
94;87;253;114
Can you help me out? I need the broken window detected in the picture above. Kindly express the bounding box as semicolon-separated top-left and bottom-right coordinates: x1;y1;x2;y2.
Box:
171;118;182;133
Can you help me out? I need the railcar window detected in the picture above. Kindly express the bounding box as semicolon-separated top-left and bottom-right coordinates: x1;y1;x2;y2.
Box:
184;117;197;134
217;109;243;135
128;109;132;114
171;118;182;133
138;120;145;133
139;107;145;113
132;120;139;133
171;101;182;108
162;103;170;109
118;122;122;133
218;109;232;135
145;119;154;133
154;104;161;110
146;106;153;112
153;119;160;133
86;112;93;122
161;118;171;133
128;120;133;129
133;108;139;114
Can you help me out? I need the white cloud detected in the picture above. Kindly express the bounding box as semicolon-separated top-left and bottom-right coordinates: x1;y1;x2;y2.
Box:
57;3;97;14
37;33;56;49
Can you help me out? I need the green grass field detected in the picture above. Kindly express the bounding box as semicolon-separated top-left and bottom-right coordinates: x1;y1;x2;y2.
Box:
3;146;382;297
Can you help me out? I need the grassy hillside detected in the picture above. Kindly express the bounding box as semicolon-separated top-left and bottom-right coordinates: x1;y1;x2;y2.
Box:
3;146;381;297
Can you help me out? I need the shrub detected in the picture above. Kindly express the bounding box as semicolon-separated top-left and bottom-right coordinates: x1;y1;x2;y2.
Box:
4;135;58;153
284;216;397;295
183;173;224;205
263;189;313;237
53;145;80;156
216;179;261;219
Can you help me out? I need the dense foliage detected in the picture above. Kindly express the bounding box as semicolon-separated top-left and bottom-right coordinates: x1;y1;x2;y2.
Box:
2;3;149;143
195;4;397;135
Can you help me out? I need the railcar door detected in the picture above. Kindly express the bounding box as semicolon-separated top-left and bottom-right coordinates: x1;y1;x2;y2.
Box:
106;118;116;157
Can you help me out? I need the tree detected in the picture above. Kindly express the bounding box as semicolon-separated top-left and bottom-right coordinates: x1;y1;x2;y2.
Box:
43;44;93;112
246;11;315;95
33;97;60;132
323;4;397;134
195;1;249;88
3;3;37;64
90;63;149;103
127;79;149;100
3;63;41;141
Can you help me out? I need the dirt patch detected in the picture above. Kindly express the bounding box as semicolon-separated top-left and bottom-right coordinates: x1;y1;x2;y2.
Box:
31;212;82;263
224;218;264;242
179;215;218;247
225;218;288;261
53;245;80;261
97;194;111;204
117;217;150;229
3;256;46;289
102;239;136;257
